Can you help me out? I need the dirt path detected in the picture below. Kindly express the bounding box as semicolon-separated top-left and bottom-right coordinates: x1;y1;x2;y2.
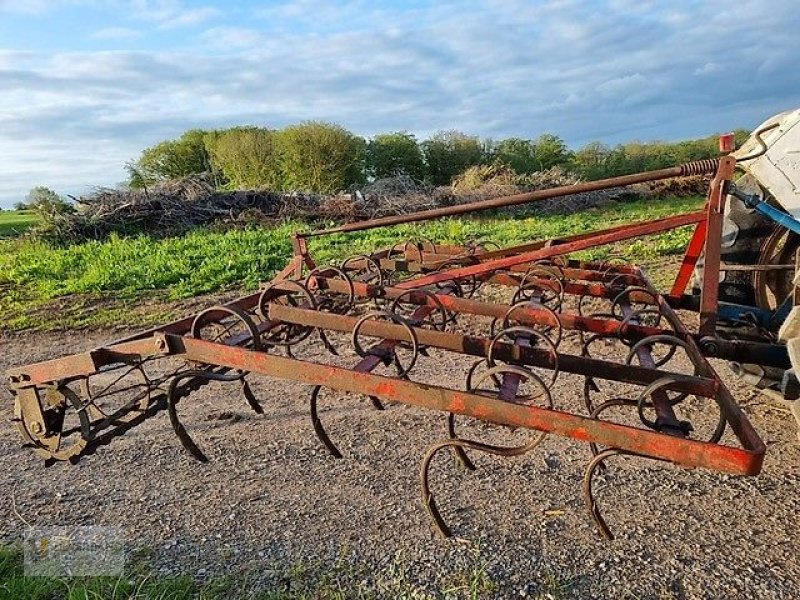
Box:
2;318;800;598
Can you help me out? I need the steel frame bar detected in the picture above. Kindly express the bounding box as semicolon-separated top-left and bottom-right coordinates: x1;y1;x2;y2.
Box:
286;276;672;339
390;211;706;290
265;302;715;394
159;333;762;475
302;161;718;236
670;220;708;300
6;155;776;527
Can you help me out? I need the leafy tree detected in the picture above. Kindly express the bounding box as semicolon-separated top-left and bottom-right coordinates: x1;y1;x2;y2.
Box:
491;138;538;174
275;121;366;193
25;186;74;214
422;130;484;185
366;132;426;180
571;141;613;180
532;134;572;171
205;127;282;189
13;201;27;211
130;129;210;187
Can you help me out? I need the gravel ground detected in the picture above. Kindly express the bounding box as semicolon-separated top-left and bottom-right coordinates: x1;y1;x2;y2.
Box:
2;304;800;599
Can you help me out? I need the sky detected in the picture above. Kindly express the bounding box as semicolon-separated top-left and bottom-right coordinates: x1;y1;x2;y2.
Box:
0;0;799;207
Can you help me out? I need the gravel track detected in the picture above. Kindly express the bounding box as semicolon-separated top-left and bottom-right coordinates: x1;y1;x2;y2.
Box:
2;314;800;599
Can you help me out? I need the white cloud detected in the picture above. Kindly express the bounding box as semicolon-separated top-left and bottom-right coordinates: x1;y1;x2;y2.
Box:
0;0;60;13
126;0;220;29
201;26;264;49
157;6;220;29
695;62;720;76
91;26;142;40
1;0;800;206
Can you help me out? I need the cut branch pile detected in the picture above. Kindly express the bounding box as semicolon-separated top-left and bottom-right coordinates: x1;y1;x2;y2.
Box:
36;169;698;242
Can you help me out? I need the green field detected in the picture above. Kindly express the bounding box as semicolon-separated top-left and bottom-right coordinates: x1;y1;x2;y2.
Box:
0;209;39;237
0;543;501;600
0;195;703;330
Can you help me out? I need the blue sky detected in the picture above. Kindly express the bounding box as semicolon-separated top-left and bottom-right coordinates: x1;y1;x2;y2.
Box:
1;0;799;207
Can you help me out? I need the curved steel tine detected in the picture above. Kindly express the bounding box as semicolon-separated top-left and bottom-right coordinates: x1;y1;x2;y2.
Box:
583;376;600;414
168;369;256;463
240;375;263;415
420;436;548;538
421;440;455;537
582;448;629;540
318;329;339;356
446;413;476;471
587;398;637;465
309;385;343;458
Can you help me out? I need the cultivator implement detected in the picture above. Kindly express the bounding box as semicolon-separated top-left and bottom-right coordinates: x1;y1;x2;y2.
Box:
9;149;797;540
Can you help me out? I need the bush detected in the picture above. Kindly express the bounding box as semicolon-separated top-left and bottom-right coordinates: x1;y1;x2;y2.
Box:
205;126;282;189
422;130;485;185
129;129;210;187
452;164;518;194
489;138;538;174
25;186;74;215
366;132;426;181
275;121;366;193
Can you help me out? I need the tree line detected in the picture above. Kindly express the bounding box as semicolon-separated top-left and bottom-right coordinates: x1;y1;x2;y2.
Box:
126;121;749;194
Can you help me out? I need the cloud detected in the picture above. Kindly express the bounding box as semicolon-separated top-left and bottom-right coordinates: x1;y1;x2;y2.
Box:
201;27;265;50
127;0;221;29
91;26;142;40
1;0;800;205
0;0;65;13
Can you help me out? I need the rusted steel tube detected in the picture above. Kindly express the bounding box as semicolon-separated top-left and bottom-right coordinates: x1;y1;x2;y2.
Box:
266;303;715;395
303;162;716;237
396;211;706;290
162;333;762;475
285;277;670;340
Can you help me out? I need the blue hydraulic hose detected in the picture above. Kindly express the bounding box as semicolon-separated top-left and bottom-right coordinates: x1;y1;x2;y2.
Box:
751;201;800;237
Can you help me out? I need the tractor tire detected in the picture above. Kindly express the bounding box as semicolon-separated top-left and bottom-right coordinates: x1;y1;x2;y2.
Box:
694;174;774;306
693;174;793;389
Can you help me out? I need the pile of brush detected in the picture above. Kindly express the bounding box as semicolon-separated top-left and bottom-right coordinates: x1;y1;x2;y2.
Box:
34;167;699;242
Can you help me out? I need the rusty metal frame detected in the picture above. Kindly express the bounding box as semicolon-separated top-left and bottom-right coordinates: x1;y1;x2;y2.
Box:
5;156;780;539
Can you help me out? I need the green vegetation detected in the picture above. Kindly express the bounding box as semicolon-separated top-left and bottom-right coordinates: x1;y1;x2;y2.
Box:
123;121;745;195
421;130;485;185
276;121;366;193
366;131;426;181
0;210;40;237
0;543;502;599
0;195;703;331
128;129;211;188
204;126;281;190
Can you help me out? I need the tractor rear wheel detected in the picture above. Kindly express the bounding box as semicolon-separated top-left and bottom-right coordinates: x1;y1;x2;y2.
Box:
694;174;799;388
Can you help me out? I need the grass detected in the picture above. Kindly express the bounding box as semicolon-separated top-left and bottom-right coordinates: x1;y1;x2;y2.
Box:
0;543;504;600
0;210;39;237
0;195;704;330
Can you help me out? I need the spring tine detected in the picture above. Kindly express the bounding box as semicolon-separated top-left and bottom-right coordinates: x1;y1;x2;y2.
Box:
167;371;211;463
240;376;263;415
587;398;638;463
420;440;457;537
167;369;248;463
318;329;339;356
446;412;476;470
421;435;549;538
582;448;627;540
309;385;343;458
